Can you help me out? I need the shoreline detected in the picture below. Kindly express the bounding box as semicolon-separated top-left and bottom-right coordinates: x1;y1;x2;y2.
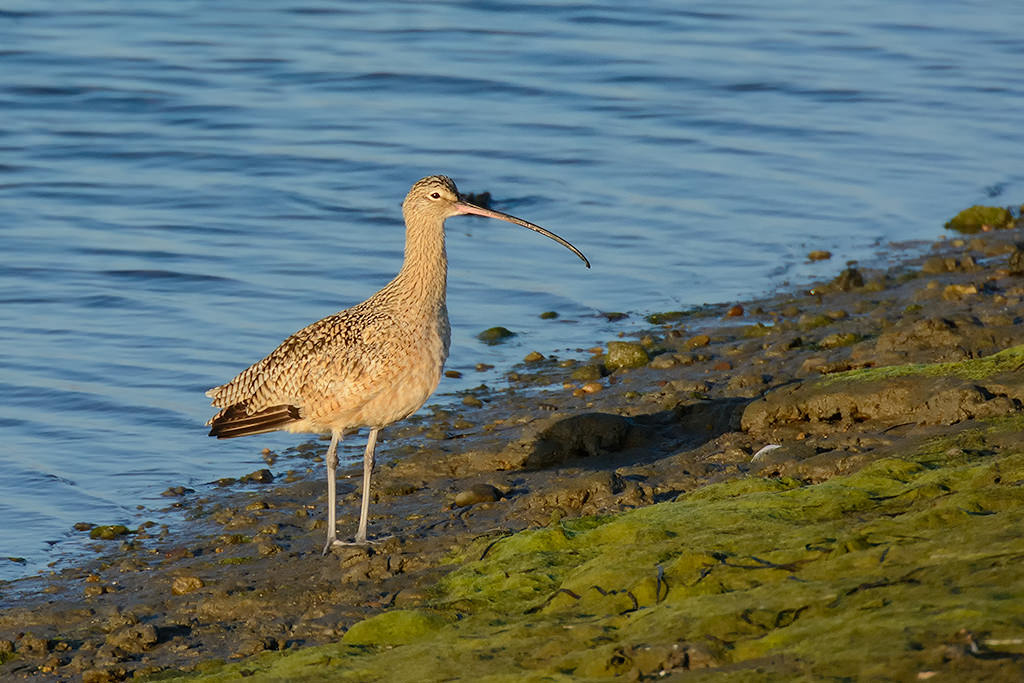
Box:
2;214;1024;680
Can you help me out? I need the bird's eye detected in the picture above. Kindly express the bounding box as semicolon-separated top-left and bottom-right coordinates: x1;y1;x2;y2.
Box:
429;192;441;200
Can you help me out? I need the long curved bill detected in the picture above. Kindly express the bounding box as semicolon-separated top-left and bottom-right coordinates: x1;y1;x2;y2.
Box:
455;198;591;268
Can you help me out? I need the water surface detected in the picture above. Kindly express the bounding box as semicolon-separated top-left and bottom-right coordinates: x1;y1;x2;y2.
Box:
2;0;1022;578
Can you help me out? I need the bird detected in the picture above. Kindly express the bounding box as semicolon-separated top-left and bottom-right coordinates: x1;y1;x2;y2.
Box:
206;175;590;553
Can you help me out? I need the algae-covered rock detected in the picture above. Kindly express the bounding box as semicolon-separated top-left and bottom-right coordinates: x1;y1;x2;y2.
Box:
476;326;515;344
89;525;129;540
944;205;1013;233
342;609;448;646
604;341;649;371
645;310;687;325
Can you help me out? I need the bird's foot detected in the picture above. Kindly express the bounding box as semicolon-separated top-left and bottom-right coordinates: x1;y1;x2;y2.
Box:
322;535;392;555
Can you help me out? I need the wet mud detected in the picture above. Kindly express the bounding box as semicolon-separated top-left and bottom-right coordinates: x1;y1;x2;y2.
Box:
2;217;1024;681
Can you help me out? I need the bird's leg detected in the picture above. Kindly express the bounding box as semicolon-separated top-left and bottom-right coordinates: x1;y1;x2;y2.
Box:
321;430;342;556
354;427;379;544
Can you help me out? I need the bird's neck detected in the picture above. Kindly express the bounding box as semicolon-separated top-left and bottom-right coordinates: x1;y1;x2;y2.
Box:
392;212;448;307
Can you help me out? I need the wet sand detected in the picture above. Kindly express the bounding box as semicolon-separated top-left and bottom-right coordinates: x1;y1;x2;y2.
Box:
2;214;1024;681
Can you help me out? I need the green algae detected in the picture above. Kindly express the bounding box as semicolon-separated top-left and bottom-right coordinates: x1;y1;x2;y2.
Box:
342;610;451;645
822;343;1024;385
944;205;1014;233
151;444;1024;682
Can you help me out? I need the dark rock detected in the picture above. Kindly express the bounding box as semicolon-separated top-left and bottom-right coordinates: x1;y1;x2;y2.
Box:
454;484;502;507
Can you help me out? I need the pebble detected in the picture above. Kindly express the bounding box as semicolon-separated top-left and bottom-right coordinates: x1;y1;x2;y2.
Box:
523;351;544;363
808;250;832;261
649;354;678;369
685;334;711;349
462;395;483;408
581;381;603;394
539;311;559;319
444;369;463;378
726;304;744;317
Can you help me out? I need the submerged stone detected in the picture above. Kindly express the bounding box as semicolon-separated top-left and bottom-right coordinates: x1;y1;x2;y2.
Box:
477;326;516;344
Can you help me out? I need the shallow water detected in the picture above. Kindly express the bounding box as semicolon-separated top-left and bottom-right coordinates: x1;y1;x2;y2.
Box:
1;0;1022;578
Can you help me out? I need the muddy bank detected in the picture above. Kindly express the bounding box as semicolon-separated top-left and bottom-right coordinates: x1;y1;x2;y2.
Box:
2;214;1024;681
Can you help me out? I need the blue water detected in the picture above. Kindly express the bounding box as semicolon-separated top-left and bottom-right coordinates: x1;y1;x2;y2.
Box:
1;1;1022;579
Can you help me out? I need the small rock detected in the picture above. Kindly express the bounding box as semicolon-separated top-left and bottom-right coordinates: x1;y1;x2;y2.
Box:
477;326;516;344
1008;244;1024;275
74;522;95;531
581;381;603;394
832;267;864;291
256;541;281;556
605;341;649;370
539;311;559;319
444;369;462;378
454;483;502;507
818;332;861;349
685;334;710;349
571;365;603;381
798;313;833;331
161;486;195;497
462;395;483;408
171;575;204;595
713;360;732;371
89;525;129;540
726;304;744;317
601;312;628;322
808;250;832;261
475;363;494;371
943;283;977;300
649;353;678;369
106;624;157;654
17;633;49;656
241;469;274;484
523;351;544;363
645;311;686;325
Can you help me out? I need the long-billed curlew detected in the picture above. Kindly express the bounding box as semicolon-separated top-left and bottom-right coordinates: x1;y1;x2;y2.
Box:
206;175;589;553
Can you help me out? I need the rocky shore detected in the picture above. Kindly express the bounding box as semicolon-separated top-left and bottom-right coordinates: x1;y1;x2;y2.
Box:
2;207;1023;681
